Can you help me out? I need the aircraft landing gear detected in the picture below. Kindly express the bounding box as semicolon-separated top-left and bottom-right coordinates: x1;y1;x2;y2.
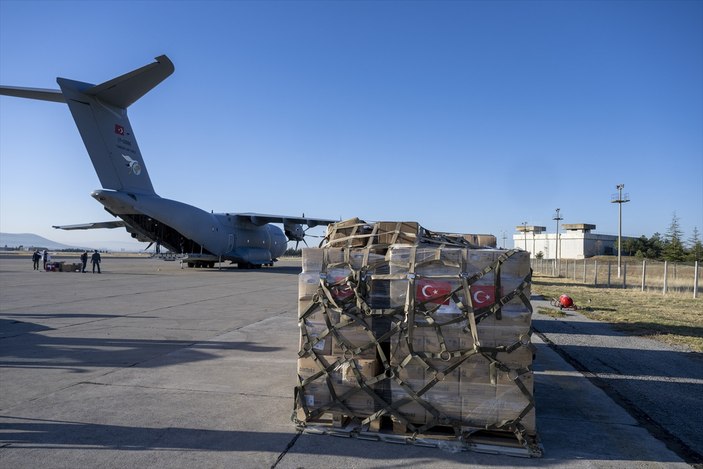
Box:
237;262;262;269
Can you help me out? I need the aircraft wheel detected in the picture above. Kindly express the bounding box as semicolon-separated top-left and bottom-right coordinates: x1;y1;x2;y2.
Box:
187;262;194;268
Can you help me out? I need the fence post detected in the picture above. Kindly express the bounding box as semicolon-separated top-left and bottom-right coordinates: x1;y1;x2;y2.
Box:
694;261;699;299
641;259;646;292
583;259;587;283
607;262;611;288
594;260;598;286
622;262;627;289
663;261;668;294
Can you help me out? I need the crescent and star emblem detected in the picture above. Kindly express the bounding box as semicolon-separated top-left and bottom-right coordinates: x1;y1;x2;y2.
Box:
473;290;491;304
421;285;439;298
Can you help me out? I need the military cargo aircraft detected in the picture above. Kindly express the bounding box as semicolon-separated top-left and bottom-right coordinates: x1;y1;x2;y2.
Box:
0;55;335;268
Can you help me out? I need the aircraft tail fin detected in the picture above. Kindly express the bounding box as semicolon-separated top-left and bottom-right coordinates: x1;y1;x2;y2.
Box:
57;55;174;195
0;55;174;195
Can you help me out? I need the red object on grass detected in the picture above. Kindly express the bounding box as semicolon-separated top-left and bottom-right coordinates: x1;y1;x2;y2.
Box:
559;294;574;308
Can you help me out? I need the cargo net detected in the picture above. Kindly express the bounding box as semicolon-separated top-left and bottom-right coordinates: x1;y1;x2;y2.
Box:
294;220;540;457
319;218;496;250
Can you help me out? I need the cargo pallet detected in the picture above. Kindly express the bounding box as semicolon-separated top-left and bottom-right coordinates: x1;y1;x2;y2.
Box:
294;219;541;459
296;414;542;458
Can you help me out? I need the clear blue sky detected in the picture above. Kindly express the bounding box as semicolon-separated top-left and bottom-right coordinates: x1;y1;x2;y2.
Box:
1;0;701;250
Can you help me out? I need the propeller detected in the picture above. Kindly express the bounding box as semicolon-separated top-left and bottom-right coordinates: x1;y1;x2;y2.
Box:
285;215;325;251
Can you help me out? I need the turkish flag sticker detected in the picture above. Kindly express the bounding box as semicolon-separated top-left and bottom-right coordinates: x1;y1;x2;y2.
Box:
470;285;497;307
115;124;125;135
416;279;454;305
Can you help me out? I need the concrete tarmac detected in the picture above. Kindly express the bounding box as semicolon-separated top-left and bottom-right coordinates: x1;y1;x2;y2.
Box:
0;256;692;468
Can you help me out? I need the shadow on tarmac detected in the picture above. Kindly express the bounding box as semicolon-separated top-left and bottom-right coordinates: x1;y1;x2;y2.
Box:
532;320;703;465
199;265;302;275
0;413;686;465
533;317;703;344
0;319;282;370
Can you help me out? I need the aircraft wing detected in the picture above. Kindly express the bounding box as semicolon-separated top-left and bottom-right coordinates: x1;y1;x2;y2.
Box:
53;221;126;230
234;213;337;228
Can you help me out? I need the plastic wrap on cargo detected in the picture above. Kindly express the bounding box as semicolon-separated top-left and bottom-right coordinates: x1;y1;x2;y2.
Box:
293;219;540;457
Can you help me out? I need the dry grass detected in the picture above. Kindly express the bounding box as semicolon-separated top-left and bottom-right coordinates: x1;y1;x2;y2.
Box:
532;257;700;293
536;307;567;318
532;274;703;352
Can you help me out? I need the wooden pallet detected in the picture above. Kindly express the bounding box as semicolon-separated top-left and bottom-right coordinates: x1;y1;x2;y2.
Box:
296;415;542;458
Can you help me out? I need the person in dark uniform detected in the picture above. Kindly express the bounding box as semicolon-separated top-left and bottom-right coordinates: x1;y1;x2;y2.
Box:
80;251;88;273
91;250;102;273
32;250;40;270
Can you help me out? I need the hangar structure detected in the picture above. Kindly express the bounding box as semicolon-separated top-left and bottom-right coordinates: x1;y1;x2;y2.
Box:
513;224;631;259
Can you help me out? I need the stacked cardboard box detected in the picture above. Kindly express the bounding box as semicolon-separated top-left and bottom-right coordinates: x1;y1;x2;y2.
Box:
294;219;538;455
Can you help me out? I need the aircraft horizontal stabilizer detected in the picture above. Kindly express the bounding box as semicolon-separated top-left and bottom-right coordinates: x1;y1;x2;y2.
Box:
53;221;126;230
0;85;65;103
84;55;174;108
234;213;336;228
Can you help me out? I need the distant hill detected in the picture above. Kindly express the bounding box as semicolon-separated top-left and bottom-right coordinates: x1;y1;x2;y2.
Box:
0;233;83;250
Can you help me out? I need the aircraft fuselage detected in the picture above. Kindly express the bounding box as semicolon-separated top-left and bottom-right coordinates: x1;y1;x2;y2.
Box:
92;189;288;265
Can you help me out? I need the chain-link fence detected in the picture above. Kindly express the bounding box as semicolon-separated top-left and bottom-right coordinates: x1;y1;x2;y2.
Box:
532;258;700;297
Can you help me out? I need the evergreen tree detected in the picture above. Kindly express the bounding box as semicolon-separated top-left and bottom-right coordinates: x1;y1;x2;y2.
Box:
646;232;664;260
662;212;686;262
688;226;703;262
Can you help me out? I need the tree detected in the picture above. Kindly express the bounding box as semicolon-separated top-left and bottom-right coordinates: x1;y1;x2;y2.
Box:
622;236;651;257
662;212;686;262
646;233;664;260
688;227;703;262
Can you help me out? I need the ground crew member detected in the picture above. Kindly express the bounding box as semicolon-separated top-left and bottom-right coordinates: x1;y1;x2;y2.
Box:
91;250;101;274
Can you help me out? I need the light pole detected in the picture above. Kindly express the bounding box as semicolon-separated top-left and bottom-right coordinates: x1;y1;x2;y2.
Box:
612;184;630;278
522;222;528;251
553;209;563;275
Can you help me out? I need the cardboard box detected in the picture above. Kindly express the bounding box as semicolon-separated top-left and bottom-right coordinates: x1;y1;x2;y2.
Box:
324;218;374;248
302;248;324;273
462;233;497;248
390;384;462;425
297;356;379;417
331;324;376;359
495;371;535;433
461;383;499;426
298;272;320;300
299;319;332;356
376;221;420;245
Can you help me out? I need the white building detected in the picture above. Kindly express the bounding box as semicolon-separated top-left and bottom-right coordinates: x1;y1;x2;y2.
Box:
513;224;630;259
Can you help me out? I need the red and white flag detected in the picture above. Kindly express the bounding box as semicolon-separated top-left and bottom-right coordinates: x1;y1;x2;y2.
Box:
416;279;454;305
470;285;497;307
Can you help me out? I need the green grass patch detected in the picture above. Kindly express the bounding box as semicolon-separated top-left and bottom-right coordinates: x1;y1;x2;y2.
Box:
537;307;567;318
